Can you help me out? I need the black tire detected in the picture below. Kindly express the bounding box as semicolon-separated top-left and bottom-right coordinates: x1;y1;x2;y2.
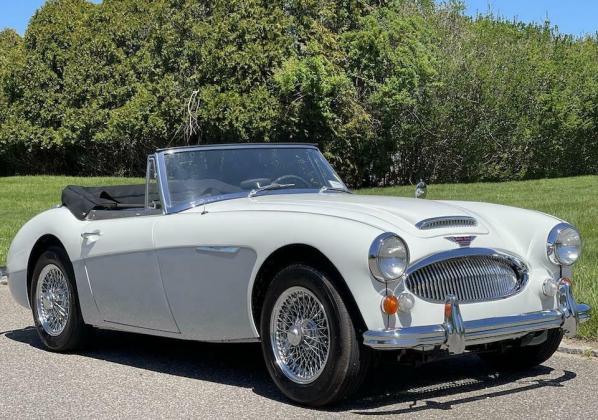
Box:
260;264;370;407
478;328;563;370
30;246;90;352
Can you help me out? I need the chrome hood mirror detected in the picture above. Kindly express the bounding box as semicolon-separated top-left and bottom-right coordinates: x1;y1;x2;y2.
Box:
415;180;427;199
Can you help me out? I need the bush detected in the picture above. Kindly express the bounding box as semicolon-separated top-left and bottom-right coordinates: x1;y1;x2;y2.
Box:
0;0;596;187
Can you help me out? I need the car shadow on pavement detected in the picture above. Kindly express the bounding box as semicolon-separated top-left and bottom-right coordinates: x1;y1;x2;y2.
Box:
3;326;287;402
3;326;576;414
336;359;576;415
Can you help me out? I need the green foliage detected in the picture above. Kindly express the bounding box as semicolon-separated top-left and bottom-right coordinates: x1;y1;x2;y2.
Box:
0;0;597;186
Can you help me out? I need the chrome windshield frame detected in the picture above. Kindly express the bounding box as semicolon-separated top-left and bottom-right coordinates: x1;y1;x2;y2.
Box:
152;143;335;214
144;155;166;211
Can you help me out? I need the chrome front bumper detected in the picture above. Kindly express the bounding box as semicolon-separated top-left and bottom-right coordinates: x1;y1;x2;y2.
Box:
363;282;591;353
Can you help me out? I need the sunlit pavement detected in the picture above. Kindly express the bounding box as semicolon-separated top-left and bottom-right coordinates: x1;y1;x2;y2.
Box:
1;286;596;419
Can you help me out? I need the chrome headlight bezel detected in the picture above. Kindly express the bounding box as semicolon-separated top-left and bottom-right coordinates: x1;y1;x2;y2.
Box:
547;223;582;266
368;233;410;282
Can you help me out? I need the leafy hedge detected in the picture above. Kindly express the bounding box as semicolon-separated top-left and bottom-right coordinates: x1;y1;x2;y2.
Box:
0;0;596;187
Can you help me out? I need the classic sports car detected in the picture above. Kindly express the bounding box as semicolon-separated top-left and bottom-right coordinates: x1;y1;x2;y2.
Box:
6;143;590;406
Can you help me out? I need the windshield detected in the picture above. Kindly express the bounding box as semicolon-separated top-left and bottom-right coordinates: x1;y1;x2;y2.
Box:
160;146;347;211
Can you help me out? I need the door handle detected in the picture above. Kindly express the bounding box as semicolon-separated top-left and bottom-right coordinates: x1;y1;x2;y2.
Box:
81;230;102;239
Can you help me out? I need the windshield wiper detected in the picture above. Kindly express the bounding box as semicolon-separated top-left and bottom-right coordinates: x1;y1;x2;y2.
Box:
248;183;295;198
319;186;352;194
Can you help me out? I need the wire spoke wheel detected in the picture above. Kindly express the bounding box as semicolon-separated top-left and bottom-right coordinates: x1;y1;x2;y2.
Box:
270;286;330;384
35;264;71;337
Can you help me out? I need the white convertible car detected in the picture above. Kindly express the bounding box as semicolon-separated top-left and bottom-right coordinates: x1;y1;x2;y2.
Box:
6;143;590;406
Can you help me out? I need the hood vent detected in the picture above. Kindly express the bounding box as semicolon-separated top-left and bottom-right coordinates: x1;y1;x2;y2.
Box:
416;216;477;230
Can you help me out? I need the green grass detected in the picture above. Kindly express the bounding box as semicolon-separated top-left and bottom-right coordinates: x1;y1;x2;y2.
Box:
0;175;596;339
0;176;142;267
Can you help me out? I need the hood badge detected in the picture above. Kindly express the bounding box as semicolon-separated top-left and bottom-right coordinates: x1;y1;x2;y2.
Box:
446;236;476;247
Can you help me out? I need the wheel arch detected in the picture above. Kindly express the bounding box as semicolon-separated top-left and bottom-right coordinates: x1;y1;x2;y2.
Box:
26;234;69;305
251;244;367;336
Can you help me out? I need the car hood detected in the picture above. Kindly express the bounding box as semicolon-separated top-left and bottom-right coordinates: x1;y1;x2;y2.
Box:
199;193;491;238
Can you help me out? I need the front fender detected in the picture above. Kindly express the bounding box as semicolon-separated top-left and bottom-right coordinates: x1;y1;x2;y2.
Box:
245;214;389;335
7;206;87;309
444;200;566;274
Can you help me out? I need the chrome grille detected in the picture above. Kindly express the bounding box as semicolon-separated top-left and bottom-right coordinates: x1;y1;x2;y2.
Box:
405;255;524;303
416;216;477;230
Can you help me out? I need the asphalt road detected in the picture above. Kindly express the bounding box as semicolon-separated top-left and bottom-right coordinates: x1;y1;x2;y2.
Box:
1;285;596;419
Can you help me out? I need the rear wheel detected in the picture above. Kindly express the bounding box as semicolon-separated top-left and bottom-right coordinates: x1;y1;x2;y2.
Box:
478;328;563;370
30;246;90;352
260;264;370;407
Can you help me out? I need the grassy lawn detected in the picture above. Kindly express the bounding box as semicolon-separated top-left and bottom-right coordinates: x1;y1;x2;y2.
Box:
0;176;142;268
0;175;596;339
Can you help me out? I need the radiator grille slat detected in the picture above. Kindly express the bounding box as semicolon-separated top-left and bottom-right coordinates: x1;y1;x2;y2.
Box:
405;255;524;303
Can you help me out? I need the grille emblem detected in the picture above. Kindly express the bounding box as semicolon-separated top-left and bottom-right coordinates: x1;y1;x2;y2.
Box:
446;236;476;247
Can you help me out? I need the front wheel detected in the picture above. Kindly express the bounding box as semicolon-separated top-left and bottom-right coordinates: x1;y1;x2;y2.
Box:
260;264;370;407
30;246;90;352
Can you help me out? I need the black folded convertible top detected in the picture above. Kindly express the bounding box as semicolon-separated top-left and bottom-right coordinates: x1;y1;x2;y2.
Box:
62;185;146;219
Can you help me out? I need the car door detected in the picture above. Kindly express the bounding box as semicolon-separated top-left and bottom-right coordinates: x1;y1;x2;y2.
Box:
81;215;179;332
153;211;258;341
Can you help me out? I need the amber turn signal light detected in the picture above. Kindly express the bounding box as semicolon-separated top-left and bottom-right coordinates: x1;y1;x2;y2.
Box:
560;277;572;287
382;295;399;315
444;302;452;319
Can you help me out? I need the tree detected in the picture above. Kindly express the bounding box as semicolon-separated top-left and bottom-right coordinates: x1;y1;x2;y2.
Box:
0;0;596;185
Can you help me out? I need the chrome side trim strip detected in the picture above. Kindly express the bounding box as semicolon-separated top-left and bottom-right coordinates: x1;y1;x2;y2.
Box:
195;246;241;255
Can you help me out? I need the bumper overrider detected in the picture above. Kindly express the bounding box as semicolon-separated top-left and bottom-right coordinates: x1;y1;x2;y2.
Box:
363;281;591;353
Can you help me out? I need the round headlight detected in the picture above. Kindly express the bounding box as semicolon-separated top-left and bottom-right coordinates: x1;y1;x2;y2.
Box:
368;233;409;281
547;223;582;266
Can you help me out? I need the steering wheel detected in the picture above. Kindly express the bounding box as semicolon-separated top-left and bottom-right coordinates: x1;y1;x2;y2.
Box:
273;174;311;188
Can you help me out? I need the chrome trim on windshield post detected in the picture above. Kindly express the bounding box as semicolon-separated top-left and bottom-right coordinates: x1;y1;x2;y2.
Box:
155;152;172;212
145;156;159;210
